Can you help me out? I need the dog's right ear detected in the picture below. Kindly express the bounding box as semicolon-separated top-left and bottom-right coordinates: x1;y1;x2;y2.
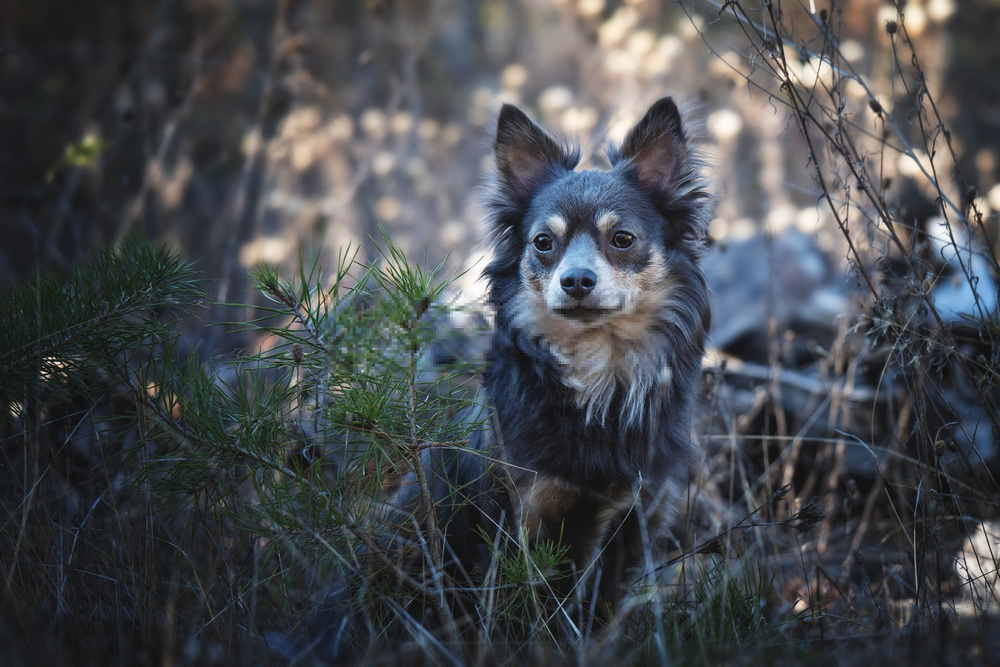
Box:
494;104;579;206
611;97;690;197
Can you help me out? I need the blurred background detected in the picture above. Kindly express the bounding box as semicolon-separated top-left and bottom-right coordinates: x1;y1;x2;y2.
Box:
4;0;997;347
6;0;1000;492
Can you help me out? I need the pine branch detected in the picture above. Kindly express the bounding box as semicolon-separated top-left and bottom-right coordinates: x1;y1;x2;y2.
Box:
0;231;206;424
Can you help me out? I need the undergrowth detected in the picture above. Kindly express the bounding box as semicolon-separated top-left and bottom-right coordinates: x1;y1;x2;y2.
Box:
685;0;1000;659
0;230;812;666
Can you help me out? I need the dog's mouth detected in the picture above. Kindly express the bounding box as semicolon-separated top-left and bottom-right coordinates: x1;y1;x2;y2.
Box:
553;305;617;323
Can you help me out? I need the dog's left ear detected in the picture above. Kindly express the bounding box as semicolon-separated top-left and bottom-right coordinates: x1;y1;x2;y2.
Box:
610;97;690;195
494;104;580;206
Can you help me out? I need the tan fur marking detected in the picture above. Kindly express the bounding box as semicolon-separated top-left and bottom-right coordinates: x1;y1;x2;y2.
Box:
545;214;567;237
508;471;643;571
520;255;544;292
596;210;620;234
629;249;669;292
593;486;640;531
526;477;577;541
507;472;576;540
513;250;678;425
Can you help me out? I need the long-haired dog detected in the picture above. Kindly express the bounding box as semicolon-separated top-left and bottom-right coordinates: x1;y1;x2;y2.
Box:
425;95;710;617
314;97;711;660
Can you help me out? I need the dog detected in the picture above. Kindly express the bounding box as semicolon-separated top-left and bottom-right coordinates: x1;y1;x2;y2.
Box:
312;96;712;660
424;95;711;619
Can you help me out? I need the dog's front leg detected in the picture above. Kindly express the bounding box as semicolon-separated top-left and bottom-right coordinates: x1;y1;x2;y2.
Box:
508;472;636;605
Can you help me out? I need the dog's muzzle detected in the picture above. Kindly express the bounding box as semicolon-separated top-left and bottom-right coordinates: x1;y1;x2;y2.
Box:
560;268;597;299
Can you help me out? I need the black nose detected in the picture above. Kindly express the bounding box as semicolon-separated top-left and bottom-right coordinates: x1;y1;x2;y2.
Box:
560;268;597;298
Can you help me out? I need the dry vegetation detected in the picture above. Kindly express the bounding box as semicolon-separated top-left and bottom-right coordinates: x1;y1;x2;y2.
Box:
2;0;999;665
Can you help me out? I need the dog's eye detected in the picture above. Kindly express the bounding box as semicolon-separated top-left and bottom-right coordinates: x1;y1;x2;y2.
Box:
611;231;636;248
533;234;553;251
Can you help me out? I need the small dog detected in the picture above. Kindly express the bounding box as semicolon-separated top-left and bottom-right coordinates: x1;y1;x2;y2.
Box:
425;95;712;618
313;97;712;660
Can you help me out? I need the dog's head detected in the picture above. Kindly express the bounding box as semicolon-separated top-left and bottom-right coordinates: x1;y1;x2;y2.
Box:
484;97;710;332
482;97;712;424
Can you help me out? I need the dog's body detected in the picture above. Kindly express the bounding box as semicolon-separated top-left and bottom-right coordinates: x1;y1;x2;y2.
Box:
312;98;711;660
427;96;711;614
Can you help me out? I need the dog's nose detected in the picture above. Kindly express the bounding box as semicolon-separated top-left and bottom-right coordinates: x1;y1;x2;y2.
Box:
560;268;597;298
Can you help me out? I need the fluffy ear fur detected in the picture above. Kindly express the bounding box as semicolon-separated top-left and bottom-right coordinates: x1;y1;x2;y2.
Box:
493;104;580;207
608;97;711;248
612;97;687;193
608;97;688;196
